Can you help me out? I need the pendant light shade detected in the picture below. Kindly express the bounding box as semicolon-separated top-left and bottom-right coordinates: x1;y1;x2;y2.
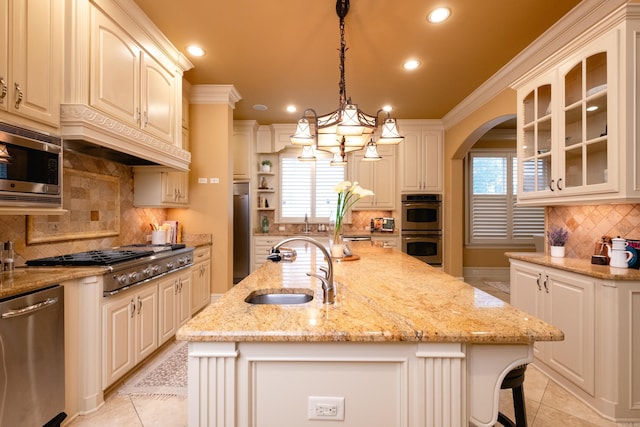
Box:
377;118;404;145
290;118;314;145
297;145;317;161
362;141;381;161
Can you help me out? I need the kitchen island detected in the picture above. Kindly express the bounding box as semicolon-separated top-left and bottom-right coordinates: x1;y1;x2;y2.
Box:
178;241;562;427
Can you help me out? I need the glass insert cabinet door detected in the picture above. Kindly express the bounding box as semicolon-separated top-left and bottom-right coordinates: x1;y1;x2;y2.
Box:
519;48;610;200
563;51;608;189
521;83;553;194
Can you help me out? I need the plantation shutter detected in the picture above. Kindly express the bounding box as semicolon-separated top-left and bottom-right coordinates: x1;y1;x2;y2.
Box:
280;152;344;222
468;151;544;245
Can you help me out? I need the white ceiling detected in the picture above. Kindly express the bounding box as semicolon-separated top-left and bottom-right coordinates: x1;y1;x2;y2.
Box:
133;0;582;125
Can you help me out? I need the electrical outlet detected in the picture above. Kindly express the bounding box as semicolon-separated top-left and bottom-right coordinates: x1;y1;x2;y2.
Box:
308;396;345;420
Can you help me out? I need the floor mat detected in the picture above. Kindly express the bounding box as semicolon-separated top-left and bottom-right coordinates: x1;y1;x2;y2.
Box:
118;341;187;398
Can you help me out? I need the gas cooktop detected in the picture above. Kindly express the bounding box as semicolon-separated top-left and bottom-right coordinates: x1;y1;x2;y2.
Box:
25;244;186;267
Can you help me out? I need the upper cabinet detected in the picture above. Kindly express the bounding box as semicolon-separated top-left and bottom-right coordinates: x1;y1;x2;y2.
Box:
233;120;258;180
512;8;640;205
397;120;444;194
90;9;175;143
350;145;396;210
0;0;62;129
61;0;193;171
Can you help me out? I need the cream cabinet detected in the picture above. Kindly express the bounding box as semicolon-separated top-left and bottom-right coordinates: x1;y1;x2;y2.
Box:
102;283;158;388
191;246;211;313
509;257;640;422
158;271;191;345
253;235;283;272
0;0;62;127
350;145;396;210
90;6;177;144
397;121;443;193
233;120;258;180
512;9;640;205
133;166;189;207
510;260;595;394
371;235;399;248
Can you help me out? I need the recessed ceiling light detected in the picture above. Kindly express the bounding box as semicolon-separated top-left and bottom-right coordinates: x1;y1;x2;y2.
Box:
428;7;451;23
403;60;421;71
286;105;297;113
186;45;205;57
252;104;268;111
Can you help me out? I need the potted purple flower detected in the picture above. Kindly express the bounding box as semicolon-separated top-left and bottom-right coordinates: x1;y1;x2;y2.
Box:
547;226;569;257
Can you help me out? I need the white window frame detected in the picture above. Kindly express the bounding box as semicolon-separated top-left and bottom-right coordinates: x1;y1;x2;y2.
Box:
465;149;544;246
278;149;345;223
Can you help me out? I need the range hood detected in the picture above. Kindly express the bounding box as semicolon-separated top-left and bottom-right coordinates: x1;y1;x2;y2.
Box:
60;104;191;171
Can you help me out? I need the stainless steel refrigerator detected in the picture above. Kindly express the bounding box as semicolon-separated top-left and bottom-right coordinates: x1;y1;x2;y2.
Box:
233;181;251;284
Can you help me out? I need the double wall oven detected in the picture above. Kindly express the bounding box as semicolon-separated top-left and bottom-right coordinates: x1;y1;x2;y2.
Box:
400;194;442;265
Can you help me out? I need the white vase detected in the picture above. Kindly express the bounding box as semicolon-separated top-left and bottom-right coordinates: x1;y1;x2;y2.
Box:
261;164;271;172
331;243;344;258
550;245;565;258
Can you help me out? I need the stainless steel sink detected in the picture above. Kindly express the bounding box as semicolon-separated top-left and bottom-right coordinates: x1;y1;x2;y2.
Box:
245;290;313;305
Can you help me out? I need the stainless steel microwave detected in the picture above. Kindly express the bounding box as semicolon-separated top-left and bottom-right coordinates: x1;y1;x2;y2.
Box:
0;122;62;207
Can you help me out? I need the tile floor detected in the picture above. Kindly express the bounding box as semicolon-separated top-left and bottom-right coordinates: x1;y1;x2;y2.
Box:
67;279;616;427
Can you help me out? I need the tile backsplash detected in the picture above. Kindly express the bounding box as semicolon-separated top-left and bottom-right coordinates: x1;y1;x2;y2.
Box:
548;204;640;259
0;151;166;266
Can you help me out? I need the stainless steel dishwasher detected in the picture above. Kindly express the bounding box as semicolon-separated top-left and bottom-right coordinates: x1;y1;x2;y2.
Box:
0;285;66;426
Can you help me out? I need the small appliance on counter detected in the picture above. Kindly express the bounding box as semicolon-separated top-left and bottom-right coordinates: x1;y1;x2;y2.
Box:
371;217;395;232
592;236;640;268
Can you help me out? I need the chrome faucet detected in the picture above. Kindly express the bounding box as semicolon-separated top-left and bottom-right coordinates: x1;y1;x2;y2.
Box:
267;236;335;304
304;213;310;234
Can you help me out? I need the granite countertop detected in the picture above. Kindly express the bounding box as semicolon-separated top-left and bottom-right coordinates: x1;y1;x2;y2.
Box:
0;266;108;299
0;239;212;300
178;242;563;344
254;230;399;238
506;252;640;281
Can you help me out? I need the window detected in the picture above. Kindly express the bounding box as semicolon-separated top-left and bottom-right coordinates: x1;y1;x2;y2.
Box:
279;151;345;222
466;150;544;245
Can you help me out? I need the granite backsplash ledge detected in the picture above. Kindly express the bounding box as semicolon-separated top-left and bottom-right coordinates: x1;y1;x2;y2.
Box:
547;204;640;259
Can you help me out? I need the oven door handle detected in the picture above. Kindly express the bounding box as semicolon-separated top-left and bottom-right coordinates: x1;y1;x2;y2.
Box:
1;297;59;319
402;202;440;208
403;236;439;241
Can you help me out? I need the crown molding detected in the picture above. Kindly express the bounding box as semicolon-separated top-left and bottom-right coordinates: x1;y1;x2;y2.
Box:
442;0;627;131
190;85;243;107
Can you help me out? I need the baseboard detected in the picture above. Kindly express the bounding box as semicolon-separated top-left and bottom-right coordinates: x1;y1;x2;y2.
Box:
463;267;510;281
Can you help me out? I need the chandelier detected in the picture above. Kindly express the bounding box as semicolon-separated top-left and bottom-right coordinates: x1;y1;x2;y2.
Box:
289;0;403;166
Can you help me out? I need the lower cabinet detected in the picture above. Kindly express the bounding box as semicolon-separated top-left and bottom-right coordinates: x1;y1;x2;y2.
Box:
158;271;191;345
102;269;192;388
510;260;595;395
371;235;399;248
102;284;158;388
191;246;211;313
253;235;285;272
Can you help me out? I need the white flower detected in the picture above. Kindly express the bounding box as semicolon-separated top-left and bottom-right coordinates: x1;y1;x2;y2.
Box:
332;181;374;240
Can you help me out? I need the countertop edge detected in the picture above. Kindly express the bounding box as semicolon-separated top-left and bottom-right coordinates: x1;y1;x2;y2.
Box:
506;252;640;281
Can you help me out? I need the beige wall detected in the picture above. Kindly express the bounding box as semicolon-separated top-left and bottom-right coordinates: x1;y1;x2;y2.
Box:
443;88;518;277
170;102;234;294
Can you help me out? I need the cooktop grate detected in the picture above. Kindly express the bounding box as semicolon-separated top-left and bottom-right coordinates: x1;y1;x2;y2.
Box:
26;249;155;266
